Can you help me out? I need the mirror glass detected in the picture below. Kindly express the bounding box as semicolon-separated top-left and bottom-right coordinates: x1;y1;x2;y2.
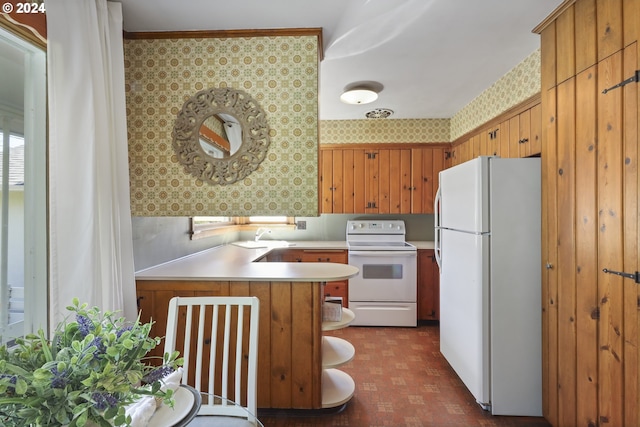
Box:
173;87;270;185
198;113;242;158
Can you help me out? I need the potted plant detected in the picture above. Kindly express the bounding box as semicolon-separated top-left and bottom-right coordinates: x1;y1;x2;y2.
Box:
0;298;182;427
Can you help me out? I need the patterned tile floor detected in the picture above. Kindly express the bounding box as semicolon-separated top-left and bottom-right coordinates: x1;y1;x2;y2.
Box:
259;324;551;427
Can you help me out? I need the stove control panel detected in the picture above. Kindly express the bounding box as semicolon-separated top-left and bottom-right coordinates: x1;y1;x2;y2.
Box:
347;220;406;235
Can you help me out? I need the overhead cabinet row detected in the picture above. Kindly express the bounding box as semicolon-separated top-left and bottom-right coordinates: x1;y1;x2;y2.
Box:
450;100;542;166
320;146;446;214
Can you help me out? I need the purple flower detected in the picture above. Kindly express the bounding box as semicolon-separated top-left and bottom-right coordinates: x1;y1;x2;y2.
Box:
88;336;105;359
116;325;133;338
76;314;93;337
142;365;175;384
0;374;17;394
50;367;69;389
92;392;119;411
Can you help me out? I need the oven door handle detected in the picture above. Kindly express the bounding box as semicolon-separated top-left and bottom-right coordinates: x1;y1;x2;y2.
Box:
349;251;417;257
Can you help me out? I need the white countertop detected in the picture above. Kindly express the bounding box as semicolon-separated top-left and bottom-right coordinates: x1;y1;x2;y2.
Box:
135;242;357;282
135;240;434;282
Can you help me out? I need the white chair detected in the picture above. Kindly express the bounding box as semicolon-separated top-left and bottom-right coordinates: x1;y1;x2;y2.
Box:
164;296;260;426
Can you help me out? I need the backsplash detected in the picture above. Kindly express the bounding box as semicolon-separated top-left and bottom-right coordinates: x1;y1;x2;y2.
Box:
124;34;320;217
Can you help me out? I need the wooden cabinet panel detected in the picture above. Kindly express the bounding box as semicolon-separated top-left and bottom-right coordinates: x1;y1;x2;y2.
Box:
417;250;439;321
556;4;576;84
529;103;542;156
364;149;379;212
596;0;623;61
499;118;510;158
272;249;349;308
535;3;640;424
410;148;444;214
518;108;531;158
575;0;597;74
509;115;520;157
541;23;557;91
378;149;391;214
136;280;323;410
342;149;355;213
353;149;366;212
321;146;444;214
320;150;336;213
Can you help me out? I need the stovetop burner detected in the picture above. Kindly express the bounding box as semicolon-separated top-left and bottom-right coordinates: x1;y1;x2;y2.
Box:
346;220;416;251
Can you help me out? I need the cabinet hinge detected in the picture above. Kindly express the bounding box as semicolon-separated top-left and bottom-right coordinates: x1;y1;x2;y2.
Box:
602;70;640;94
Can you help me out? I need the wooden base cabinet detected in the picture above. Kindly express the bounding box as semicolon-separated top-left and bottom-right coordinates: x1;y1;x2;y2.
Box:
269;249;349;308
417;249;439;321
136;280;324;410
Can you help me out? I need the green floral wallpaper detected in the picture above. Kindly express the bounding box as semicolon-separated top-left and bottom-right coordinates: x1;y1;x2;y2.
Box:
450;49;541;140
124;35;320;217
320;118;450;144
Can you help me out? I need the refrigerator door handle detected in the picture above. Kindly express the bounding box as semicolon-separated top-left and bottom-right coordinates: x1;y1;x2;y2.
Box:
434;187;442;270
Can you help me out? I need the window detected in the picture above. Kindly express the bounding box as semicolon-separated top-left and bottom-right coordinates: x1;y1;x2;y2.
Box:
0;28;48;344
190;215;294;240
247;216;289;224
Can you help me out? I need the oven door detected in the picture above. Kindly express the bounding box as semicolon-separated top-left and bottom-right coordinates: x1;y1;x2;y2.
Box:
348;250;417;302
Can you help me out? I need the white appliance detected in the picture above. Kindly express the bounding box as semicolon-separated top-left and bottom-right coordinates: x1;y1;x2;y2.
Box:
347;220;417;327
434;156;542;416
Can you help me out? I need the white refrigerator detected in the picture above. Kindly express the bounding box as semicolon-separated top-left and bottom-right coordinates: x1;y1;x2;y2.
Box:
434;156;542;416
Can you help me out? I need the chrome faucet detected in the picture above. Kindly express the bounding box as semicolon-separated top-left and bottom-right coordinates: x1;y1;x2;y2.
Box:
254;227;271;242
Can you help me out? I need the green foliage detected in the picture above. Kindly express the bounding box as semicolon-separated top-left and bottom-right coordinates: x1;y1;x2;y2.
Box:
0;298;182;427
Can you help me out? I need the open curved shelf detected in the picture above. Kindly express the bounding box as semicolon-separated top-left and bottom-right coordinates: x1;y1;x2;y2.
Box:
321;368;355;409
322;308;355;331
322;336;355;369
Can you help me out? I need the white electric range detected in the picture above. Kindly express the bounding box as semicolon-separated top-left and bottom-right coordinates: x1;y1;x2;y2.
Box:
346;220;417;327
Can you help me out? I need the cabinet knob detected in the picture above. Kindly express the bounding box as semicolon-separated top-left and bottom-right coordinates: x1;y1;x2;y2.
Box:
545;263;553;270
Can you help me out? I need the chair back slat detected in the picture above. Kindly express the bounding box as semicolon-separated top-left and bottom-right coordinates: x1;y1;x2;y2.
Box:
164;296;260;424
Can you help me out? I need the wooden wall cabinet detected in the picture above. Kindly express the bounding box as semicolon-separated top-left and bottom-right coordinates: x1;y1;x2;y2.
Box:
320;145;446;214
450;98;542;165
417;249;439;321
533;1;640;425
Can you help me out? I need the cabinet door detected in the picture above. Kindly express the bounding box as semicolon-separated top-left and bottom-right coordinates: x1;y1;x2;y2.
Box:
353;149;366;213
411;148;445;214
377;149;391;214
323;282;348;305
498;118;510;157
376;148;412;214
518;108;531;158
488;126;500;156
417;250;439;320
479;130;490;157
364;149;379;213
342;149;355;213
509;115;520;158
528;103;542;156
299;250;349;307
320;150;333;213
392;149;412;213
471;134;481;159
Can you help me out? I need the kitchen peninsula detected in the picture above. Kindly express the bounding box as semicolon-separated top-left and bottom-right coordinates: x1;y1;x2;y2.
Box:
135;243;359;410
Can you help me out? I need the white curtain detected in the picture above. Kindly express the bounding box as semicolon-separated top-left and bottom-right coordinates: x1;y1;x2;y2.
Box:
46;0;137;326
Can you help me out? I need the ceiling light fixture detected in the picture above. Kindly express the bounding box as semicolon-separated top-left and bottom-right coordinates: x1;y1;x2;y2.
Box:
340;88;378;105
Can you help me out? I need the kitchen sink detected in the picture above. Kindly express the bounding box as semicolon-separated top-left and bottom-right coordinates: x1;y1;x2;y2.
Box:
232;240;291;249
